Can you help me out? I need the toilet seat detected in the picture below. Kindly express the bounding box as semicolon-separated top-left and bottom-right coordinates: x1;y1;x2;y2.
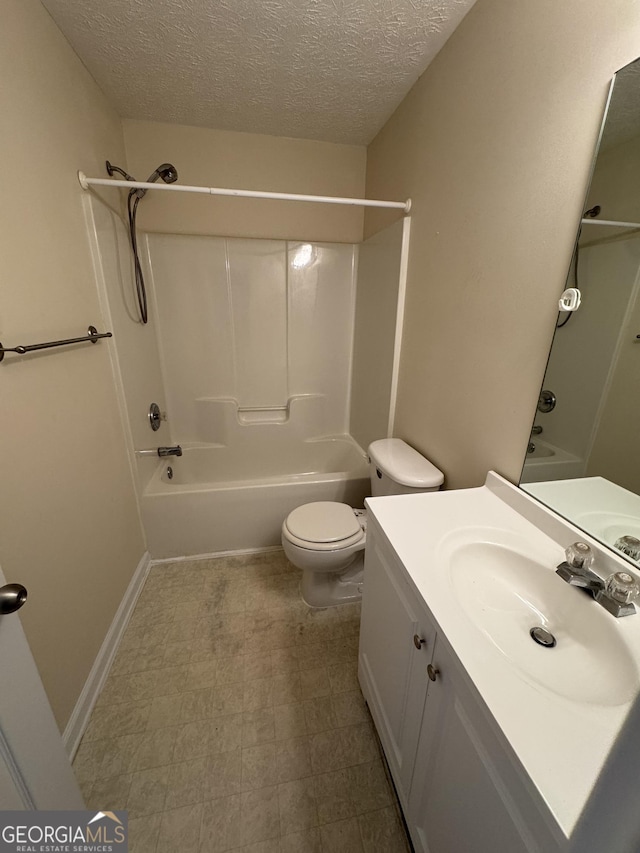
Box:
283;501;365;551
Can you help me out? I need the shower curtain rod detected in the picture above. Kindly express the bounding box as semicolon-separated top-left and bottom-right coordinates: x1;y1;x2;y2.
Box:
581;217;640;229
77;171;411;213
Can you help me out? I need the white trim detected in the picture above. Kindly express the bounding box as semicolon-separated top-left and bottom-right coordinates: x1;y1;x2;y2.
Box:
388;216;411;436
78;172;411;213
150;545;284;567
0;728;35;809
63;551;151;759
344;244;359;437
581;218;640;229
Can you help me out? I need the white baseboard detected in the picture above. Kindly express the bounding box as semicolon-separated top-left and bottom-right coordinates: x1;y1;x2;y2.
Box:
63;551;151;759
150;545;283;566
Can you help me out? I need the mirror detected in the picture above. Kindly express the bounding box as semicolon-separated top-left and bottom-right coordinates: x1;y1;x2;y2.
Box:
520;56;640;567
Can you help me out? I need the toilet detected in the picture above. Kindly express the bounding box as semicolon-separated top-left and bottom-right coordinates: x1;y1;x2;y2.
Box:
282;438;444;607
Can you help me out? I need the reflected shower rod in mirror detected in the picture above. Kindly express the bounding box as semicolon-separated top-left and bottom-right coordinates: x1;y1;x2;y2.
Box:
77;171;412;213
581;218;640;229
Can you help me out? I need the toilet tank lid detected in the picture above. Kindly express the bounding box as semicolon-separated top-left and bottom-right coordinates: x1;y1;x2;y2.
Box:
368;439;444;488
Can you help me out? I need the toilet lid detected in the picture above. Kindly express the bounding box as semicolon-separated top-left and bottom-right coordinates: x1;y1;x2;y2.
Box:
285;502;363;545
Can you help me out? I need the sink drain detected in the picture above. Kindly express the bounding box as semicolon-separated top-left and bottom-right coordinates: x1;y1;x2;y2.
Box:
530;626;556;648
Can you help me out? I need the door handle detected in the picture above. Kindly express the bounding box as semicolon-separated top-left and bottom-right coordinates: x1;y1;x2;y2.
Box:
0;584;28;615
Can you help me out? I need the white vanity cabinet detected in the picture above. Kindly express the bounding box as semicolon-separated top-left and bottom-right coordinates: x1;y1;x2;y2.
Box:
358;516;563;853
358;527;435;807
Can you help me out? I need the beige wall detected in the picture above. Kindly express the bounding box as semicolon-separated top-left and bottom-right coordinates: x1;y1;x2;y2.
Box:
537;243;637;464
123;120;366;243
584;133;640;238
584;134;640;491
350;220;404;451
365;0;640;489
586;259;640;493
0;0;146;729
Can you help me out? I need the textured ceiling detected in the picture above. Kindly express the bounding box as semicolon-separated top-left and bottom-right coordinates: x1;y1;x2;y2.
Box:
41;0;477;145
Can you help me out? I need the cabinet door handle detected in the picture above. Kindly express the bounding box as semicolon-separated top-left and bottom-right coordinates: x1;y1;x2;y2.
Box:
427;664;440;682
413;634;426;650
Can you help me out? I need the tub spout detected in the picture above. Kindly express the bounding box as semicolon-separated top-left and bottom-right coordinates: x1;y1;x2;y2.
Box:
158;445;182;457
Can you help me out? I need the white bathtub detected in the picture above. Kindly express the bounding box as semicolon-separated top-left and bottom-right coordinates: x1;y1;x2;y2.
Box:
520;439;584;483
141;436;370;558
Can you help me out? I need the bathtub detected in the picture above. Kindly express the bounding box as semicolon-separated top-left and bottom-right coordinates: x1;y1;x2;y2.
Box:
141;435;370;558
520;438;585;483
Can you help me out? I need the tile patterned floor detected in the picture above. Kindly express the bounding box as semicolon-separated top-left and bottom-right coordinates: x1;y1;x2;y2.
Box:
73;550;411;853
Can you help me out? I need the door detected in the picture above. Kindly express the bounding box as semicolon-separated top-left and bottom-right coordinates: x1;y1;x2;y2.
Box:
0;564;84;809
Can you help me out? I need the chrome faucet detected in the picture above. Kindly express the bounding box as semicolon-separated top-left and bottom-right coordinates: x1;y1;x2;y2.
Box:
556;542;639;617
157;445;182;457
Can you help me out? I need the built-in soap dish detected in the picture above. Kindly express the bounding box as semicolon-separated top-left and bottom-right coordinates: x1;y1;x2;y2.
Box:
237;406;289;425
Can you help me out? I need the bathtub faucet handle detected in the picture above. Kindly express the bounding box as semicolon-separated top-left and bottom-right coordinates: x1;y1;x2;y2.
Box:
158;445;182;458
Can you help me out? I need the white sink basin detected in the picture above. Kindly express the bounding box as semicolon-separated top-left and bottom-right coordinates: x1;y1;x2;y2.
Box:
445;538;639;706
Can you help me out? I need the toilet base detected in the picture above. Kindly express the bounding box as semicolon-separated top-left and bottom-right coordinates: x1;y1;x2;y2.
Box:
300;552;364;608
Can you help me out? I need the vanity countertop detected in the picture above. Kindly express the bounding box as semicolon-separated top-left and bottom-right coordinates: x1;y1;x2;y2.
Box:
365;472;640;838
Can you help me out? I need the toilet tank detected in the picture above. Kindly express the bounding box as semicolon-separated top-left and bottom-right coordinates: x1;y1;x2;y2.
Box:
368;438;444;497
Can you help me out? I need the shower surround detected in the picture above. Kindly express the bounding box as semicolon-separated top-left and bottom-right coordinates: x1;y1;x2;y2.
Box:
145;233;357;444
85;195;388;557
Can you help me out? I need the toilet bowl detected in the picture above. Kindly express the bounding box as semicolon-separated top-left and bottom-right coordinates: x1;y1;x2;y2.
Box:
282;438;444;608
281;502;367;607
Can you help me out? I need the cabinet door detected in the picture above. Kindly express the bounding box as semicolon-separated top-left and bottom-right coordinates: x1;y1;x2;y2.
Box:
358;531;435;804
408;636;548;853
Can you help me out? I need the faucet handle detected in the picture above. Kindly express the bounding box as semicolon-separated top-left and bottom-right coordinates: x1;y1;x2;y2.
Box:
565;542;594;570
614;535;640;561
605;572;640;605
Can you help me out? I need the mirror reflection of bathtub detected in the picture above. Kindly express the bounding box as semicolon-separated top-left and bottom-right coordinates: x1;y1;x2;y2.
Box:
520;438;583;483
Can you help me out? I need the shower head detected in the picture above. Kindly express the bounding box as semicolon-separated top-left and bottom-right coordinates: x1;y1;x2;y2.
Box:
110;159;179;325
106;160;178;197
135;163;178;198
146;163;178;184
